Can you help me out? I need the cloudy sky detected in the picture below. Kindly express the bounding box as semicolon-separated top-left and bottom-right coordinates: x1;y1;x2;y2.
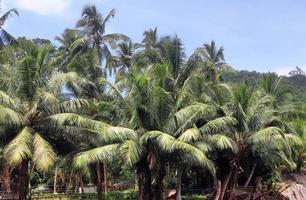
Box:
3;0;306;75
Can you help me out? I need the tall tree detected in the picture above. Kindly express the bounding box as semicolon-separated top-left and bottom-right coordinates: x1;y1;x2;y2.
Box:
0;44;92;199
73;5;128;75
196;40;225;82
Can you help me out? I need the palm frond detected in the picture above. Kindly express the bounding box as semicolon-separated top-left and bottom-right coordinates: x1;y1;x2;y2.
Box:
119;139;143;166
4;127;33;166
0;105;24;126
33;133;56;171
166;103;217;136
74;144;119;167
199;116;237;135
177;128;201;143
209;134;238;153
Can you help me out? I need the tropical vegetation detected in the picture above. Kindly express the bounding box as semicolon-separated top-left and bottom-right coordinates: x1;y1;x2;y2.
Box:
0;4;305;200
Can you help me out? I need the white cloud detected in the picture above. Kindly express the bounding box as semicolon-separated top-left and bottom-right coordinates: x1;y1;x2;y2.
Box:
4;0;71;16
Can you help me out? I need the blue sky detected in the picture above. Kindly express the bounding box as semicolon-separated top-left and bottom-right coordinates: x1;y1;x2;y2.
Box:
3;0;306;75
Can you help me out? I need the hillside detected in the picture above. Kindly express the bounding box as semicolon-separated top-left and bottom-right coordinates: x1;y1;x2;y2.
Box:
222;70;306;104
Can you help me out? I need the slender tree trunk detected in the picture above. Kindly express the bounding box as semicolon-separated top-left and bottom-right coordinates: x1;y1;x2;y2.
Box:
244;161;257;187
229;168;239;200
2;159;10;193
66;171;73;193
103;161;108;194
96;162;103;200
75;174;79;193
155;164;166;200
218;170;232;200
214;179;221;200
176;167;183;200
28;162;35;200
18;160;28;200
53;166;58;194
80;174;84;193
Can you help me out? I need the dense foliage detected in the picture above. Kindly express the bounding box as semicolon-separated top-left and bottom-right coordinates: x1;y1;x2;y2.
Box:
0;4;305;200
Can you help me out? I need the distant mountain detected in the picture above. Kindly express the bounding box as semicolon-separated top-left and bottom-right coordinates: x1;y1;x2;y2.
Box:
221;69;306;104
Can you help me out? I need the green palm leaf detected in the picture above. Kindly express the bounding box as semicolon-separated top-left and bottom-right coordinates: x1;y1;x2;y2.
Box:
119;139;143;166
33;133;56;171
74;144;119;167
199;116;237;135
4;127;33;166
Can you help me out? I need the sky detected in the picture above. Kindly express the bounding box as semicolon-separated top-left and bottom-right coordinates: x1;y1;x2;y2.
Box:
3;0;306;75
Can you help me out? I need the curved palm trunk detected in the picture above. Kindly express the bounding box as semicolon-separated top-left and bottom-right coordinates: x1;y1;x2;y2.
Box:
176;167;183;200
18;160;28;200
214;179;221;200
155;164;166;200
2;159;10;193
218;170;232;200
244;161;257;187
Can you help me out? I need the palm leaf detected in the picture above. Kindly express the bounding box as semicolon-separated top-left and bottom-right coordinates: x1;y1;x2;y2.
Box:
33;133;56;171
4;127;33;166
119;139;143;166
74;144;119;167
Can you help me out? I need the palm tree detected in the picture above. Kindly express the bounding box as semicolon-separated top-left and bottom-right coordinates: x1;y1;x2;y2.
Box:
258;73;289;106
0;44;93;199
109;40;139;75
0;3;18;46
72;5;128;75
139;31;186;79
69;63;230;200
196;40;225;82
212;82;301;200
142;27;158;50
111;64;236;199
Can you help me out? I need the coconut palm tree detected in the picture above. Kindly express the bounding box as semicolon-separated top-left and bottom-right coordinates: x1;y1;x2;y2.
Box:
211;82;301;200
109;40;139;76
195;40;225;82
72;5;128;75
0;44;94;199
258;73;290;107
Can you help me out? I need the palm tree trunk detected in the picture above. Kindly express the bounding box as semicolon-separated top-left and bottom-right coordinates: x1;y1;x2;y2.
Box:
18;160;28;200
228;168;238;200
53;166;58;194
218;170;232;200
214;179;221;200
155;164;166;200
96;162;103;200
244;161;257;187
137;159;152;200
137;168;144;200
103;161;108;194
143;165;152;200
66;170;73;193
2;159;10;193
80;174;84;193
176;167;183;200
